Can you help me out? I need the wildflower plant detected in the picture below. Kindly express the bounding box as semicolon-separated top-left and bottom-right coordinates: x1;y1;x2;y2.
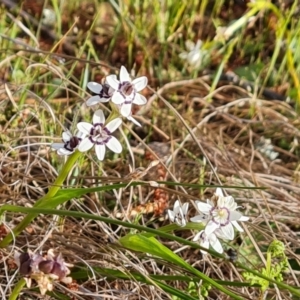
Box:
77;109;123;161
51;130;84;156
168;188;249;254
1;62;298;300
167;200;189;227
3;65;150;296
179;39;207;69
86;80;113;106
106;66;148;117
243;240;289;295
191;188;249;241
14;249;72;295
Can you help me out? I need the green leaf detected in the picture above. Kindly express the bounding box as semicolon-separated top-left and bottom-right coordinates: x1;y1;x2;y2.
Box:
119;234;244;300
120;233;191;269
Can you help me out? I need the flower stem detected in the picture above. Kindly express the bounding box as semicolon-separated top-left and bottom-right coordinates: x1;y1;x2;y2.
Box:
0;150;82;248
9;278;26;300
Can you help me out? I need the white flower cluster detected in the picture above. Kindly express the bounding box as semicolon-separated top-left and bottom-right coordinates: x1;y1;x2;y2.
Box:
168;188;249;254
51;66;148;160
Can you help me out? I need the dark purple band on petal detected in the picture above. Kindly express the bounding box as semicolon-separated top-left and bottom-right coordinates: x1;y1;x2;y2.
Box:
64;137;82;152
118;82;136;103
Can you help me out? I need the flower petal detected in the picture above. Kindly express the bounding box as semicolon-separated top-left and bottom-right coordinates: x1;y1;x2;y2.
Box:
132;93;147;105
220;223;234;240
190;214;208;223
112;92;125;104
215;188;224;198
106;75;119;90
199;233;210;252
220;223;234;241
195;201;212;214
87;82;103;94
168;210;175;222
194;40;203;50
127;115;141;127
57;148;72;155
193;231;203;242
224;197;237;210
132;76;148;91
210;235;223;253
105;75;117;85
93;110;105;124
173;200;180;214
119;66;131;82
185;40;195;51
120;103;132;117
76;130;86;139
106;136;122;153
95;144;106;161
86;95;99;106
182;202;189;216
86;95;109;106
78;138;94;152
176;217;186;227
62;131;71;142
106;118;122;133
179;52;188;59
77;122;93;135
231;220;244;232
205;220;219;236
51;143;64;150
229;210;243;222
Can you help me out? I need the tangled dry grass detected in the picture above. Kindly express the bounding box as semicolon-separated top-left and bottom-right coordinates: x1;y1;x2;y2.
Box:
1;0;300;299
1;73;300;299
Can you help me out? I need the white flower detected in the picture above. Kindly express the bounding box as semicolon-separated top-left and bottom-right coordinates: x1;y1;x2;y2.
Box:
127;114;141;127
51;130;84;155
168;200;189;227
86;80;115;106
106;66;148;117
87;79;142;126
255;137;279;160
191;188;249;240
193;230;225;254
179;40;205;68
77;109;122;161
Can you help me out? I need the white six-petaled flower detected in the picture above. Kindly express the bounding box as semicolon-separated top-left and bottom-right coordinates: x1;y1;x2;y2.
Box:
168;200;189;227
193;230;224;254
179;39;204;69
51;131;84;155
77;109;122;161
191;188;249;240
86;80;115;106
106;66;148;117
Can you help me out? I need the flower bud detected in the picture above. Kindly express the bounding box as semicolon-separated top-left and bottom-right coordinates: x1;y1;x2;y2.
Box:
38;260;54;274
18;253;32;276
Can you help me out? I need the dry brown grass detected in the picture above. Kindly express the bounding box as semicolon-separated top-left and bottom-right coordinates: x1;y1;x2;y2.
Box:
1;74;300;299
0;0;300;299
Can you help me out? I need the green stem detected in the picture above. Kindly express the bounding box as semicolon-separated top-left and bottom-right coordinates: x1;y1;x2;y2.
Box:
2;205;300;297
0;151;81;248
44;150;82;198
9;278;26;300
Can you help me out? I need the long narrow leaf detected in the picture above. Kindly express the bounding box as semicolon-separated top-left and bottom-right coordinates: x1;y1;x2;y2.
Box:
1;205;300;297
119;234;244;299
